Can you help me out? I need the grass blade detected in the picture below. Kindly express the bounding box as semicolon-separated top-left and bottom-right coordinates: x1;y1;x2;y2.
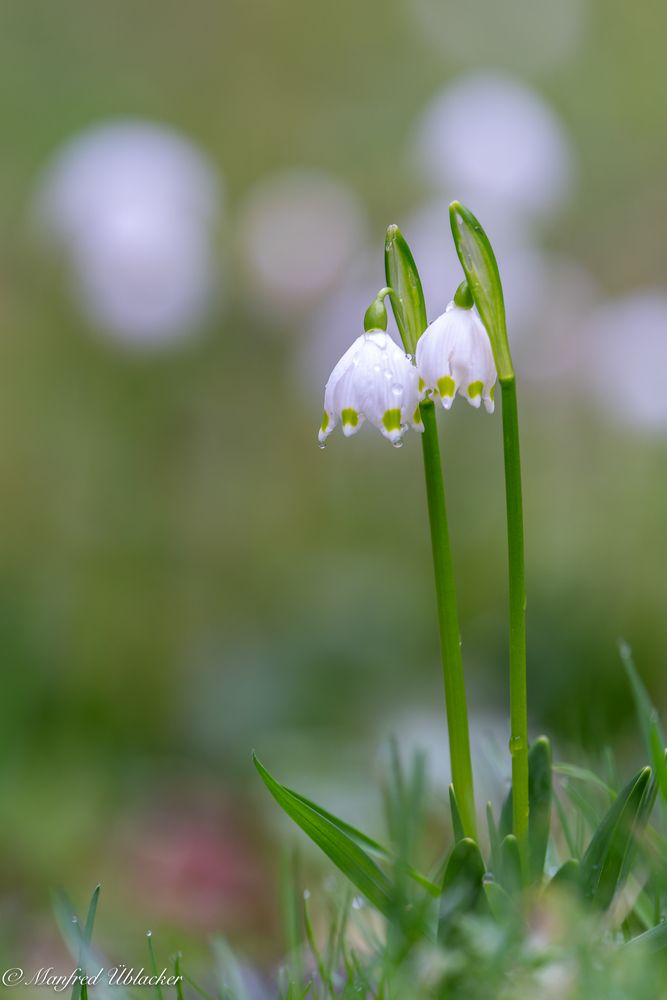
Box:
620;641;667;803
438;838;487;944
499;738;552;883
579;766;653;909
498;835;522;895
449;784;465;843
254;753;397;920
146;932;164;1000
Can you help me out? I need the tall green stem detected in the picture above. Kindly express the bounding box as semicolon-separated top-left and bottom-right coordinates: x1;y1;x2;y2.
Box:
500;377;528;852
420;399;476;839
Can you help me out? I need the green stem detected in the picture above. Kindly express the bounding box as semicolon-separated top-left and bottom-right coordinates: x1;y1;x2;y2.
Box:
420;400;476;839
500;377;528;854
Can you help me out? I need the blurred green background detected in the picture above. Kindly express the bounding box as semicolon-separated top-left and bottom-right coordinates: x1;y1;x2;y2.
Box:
1;0;667;973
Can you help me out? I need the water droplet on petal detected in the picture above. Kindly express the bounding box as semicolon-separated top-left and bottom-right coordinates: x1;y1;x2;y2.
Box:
391;383;403;397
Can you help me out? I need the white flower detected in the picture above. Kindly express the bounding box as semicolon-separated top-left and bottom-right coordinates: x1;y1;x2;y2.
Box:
318;330;423;447
416;302;497;412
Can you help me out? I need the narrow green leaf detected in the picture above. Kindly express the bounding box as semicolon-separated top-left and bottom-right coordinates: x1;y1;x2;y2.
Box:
499;737;553;882
146;932;164;1000
280;847;303;991
254;754;396;918
498;835;522;895
384;225;427;354
173;954;184;1000
527;737;552;884
51;891;104;1000
51;890;82;957
438;838;487;944
279;773;438;897
579;766;653;908
553;788;579;860
449;784;465;843
82;885;100;944
288;788;389;857
553;763;615;798
619;763;660;887
183;974;216;1000
549;858;580;891
486;801;500;876
212;937;254;1000
448;201;513;379
559;777;606;836
303;894;334;996
80;886;100;1000
482;877;514;923
620;641;667;803
625;920;667;954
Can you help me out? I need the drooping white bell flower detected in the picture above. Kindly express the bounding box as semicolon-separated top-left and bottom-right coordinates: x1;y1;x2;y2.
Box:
318;330;423;447
416;300;497;413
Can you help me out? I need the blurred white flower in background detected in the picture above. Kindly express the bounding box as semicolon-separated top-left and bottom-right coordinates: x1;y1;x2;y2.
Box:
237;169;368;319
35;119;223;348
412;73;574;222
408;0;589;78
582;293;667;429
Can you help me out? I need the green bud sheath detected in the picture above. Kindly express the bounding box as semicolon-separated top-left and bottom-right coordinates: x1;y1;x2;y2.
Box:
384;225;427;355
449;201;514;381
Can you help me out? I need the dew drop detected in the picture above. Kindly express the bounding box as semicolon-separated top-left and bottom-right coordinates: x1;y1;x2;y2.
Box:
303;889;311;900
352;895;365;910
508;735;525;755
317;440;326;450
391;383;403;397
392;438;404;449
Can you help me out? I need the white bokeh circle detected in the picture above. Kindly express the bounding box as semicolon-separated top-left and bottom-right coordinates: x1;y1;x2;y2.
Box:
413;74;575;222
237;169;367;319
35;119;223;348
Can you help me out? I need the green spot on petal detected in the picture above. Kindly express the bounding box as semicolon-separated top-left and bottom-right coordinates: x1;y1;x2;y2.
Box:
413;406;422;425
468;380;483;399
320;411;329;432
418;377;425;393
437;375;456;398
382;408;401;432
490;383;495;401
341;408;359;427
